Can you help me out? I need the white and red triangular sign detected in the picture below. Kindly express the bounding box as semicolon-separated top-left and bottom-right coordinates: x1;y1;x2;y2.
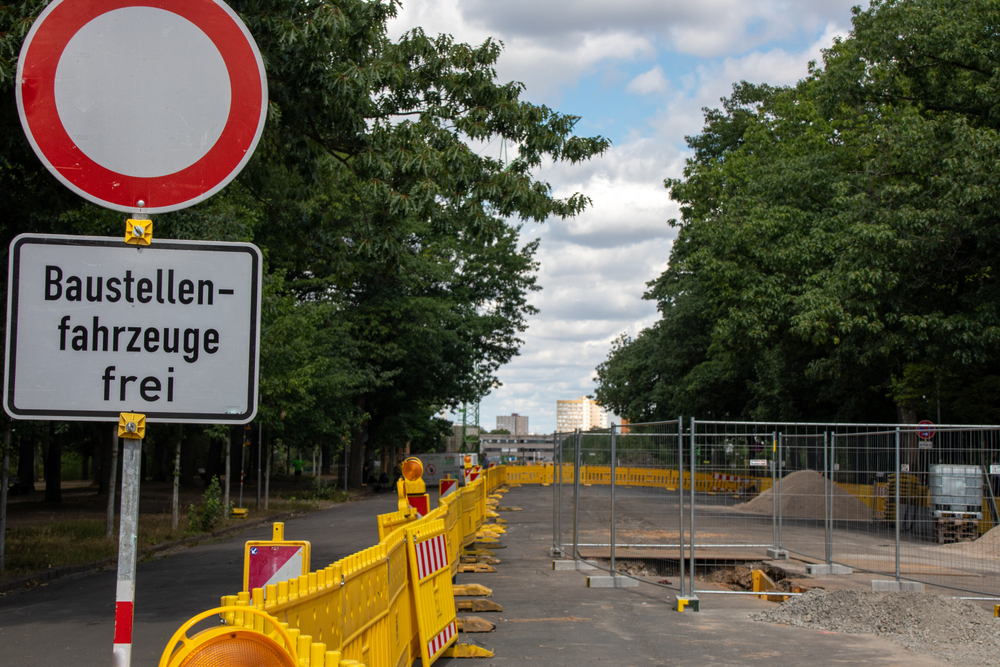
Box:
440;478;458;498
246;545;304;594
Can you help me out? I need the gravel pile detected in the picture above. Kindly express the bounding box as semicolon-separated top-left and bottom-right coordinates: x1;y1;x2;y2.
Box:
752;589;1000;664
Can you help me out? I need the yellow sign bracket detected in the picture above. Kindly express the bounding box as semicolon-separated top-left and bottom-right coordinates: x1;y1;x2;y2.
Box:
118;412;146;439
125;213;153;246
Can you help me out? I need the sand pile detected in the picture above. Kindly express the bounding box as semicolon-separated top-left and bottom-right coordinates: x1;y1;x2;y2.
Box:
939;524;1000;556
733;469;873;521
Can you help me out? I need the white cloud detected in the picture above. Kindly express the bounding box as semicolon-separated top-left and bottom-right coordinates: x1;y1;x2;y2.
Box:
388;1;865;433
627;65;670;96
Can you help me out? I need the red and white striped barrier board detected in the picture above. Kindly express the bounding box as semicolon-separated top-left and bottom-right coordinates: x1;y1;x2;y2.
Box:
427;620;456;657
414;533;449;580
711;473;742;491
408;495;429;517
440;478;458;497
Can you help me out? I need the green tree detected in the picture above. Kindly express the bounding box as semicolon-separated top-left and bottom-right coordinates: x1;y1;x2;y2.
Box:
600;0;1000;424
0;0;609;490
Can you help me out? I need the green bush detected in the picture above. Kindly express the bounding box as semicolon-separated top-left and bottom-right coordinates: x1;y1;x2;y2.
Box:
187;478;227;533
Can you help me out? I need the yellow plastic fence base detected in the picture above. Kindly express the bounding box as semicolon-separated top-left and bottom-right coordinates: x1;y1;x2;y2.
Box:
459;564;497;574
456;599;503;612
442;643;494;658
496;507;522;512
454;584;493;597
456;617;496;633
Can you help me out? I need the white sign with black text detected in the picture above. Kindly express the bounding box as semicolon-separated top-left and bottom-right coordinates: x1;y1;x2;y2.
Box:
4;234;261;423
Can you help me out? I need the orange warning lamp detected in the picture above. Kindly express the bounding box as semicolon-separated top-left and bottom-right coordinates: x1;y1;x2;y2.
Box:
402;457;424;481
463;455;472;468
400;457;426;498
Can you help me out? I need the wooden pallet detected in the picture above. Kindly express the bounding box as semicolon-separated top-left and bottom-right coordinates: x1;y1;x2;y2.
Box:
935;517;979;544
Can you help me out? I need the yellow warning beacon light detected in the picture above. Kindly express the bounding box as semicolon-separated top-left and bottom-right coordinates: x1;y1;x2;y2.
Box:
402;457;424;481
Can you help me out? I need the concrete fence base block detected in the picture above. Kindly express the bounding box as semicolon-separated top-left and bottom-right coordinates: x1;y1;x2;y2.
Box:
587;575;639;588
552;560;598;571
549;547;566;557
807;564;853;575
766;548;789;560
871;580;924;592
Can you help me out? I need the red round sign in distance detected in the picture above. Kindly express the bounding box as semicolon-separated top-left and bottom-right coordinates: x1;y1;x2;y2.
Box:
16;0;266;213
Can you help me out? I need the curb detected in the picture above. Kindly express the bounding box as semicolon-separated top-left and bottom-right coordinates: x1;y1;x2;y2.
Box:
0;509;302;595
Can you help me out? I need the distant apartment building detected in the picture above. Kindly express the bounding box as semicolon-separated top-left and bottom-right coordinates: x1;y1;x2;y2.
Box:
495;413;528;435
480;432;553;463
556;396;609;432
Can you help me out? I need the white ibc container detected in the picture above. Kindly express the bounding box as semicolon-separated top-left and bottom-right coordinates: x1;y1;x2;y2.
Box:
928;464;983;518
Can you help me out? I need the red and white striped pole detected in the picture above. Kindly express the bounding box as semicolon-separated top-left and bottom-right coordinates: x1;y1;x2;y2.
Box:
113;414;144;667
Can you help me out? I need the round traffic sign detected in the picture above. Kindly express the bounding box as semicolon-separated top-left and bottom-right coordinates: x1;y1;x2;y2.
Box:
16;0;267;214
917;420;935;439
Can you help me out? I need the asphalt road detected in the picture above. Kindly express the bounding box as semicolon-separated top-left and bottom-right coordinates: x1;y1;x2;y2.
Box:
0;482;954;666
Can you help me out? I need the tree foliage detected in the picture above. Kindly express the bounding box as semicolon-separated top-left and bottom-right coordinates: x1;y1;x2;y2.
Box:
597;0;1000;425
0;0;609;490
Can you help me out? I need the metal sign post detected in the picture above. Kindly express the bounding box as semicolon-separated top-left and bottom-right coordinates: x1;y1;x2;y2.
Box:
113;413;144;667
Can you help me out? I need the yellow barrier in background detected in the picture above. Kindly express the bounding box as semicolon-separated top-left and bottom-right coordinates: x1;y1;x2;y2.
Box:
160;467;505;667
504;463;994;535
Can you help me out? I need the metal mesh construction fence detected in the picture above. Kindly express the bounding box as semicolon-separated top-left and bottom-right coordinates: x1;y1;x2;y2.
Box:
551;420;1000;599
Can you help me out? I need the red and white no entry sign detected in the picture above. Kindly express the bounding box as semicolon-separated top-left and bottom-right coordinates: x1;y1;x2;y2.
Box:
16;0;267;213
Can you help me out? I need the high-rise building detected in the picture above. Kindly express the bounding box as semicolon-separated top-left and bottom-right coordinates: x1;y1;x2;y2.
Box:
496;413;528;435
556;397;609;432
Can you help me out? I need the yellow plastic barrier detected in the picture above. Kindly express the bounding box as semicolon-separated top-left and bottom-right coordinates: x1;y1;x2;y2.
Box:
377;505;420;541
406;518;458;666
160;467;502;667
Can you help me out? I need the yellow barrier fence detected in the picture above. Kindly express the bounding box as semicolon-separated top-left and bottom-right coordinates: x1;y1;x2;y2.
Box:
507;463;997;533
506;464;774;495
159;467;507;667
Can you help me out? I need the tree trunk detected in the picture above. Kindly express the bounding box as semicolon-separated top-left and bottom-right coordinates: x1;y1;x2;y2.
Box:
172;434;181;530
896;400;920;473
15;434;35;496
180;426;196;487
349;400;367;490
98;426;113;495
106;427;118;539
1;420;11;571
45;425;62;503
223;430;231;508
206;434;222;484
152;434;167;482
263;428;271;510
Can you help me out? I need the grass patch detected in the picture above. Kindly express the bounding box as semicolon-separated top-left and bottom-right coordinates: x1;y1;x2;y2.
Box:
2;514;191;576
2;487;353;576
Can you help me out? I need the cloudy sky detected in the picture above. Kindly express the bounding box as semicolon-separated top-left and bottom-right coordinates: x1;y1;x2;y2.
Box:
387;1;867;434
